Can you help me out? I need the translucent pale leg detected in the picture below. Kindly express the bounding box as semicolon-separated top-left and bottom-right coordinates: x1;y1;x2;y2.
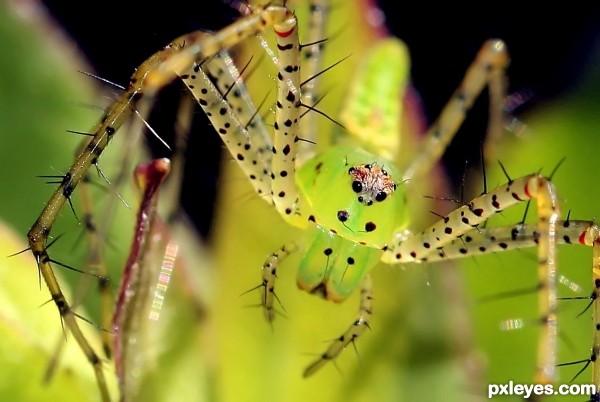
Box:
402;39;509;181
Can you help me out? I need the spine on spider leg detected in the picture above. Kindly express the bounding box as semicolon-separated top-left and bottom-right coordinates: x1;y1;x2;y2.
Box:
296;0;329;164
113;158;171;402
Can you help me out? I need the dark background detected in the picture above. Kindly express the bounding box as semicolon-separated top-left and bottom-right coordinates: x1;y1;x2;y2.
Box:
40;1;600;238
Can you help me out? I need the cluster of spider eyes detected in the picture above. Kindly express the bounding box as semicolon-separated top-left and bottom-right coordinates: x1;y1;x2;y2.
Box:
348;164;397;206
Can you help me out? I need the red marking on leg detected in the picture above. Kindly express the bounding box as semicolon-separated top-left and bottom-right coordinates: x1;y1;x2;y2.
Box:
524;182;531;198
579;231;587;245
512;192;525;201
275;26;296;38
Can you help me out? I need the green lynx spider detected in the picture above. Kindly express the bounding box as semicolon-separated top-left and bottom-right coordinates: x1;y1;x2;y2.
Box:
24;1;600;401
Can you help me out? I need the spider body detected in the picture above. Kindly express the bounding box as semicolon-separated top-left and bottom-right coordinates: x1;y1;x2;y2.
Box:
295;146;407;301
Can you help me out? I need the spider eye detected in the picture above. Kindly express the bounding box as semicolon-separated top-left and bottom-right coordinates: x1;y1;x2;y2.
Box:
352;181;363;193
366;200;373;206
375;192;387;202
348;167;355;173
358;196;364;203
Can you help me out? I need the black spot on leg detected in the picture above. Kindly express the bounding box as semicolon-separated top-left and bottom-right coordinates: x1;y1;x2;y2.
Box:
324;248;333;256
492;194;500;209
105;126;115;136
365;222;376;232
61;172;74;198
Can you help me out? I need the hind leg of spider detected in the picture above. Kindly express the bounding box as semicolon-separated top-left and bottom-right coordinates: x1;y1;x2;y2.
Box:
303;274;373;377
243;243;298;322
402;39;509;181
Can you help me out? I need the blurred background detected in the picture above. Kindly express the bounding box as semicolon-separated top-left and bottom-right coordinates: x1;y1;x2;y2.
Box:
1;1;600;401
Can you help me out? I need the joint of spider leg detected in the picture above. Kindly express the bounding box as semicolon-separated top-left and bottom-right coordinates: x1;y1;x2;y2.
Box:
83;212;96;234
50;292;71;316
97;275;111;292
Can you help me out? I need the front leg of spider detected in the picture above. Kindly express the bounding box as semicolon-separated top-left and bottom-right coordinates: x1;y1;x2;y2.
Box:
384;174;561;386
